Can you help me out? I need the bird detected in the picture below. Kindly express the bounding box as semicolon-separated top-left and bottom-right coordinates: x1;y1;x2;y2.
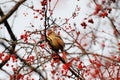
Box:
47;29;65;52
47;29;67;61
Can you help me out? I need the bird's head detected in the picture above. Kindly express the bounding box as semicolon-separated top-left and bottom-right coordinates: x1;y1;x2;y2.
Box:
47;29;55;36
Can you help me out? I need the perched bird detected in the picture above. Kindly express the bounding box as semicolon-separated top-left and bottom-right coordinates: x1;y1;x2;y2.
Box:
47;29;65;52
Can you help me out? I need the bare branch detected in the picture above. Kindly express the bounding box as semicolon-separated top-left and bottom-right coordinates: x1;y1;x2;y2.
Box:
0;0;26;24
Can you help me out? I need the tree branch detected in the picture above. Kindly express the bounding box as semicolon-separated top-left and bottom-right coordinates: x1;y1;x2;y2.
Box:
107;16;120;37
16;54;46;80
0;8;17;41
0;0;26;24
58;54;85;80
0;8;17;69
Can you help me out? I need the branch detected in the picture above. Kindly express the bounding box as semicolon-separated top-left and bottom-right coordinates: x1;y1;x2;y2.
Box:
0;8;17;69
58;54;85;80
0;0;26;24
16;55;46;80
0;42;8;50
0;8;17;41
44;0;48;41
0;0;25;69
107;16;120;38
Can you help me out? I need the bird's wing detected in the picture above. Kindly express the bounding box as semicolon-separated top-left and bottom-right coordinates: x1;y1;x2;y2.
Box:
55;37;65;50
55;35;62;39
47;36;59;47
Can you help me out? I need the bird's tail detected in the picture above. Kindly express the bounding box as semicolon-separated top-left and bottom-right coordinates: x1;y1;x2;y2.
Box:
62;51;67;62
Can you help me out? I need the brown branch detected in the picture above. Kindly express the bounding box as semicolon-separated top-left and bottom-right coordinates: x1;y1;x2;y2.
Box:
16;55;46;80
88;53;120;63
0;0;26;24
0;8;17;41
0;8;17;69
57;54;85;80
107;16;120;37
0;0;25;73
44;8;47;41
